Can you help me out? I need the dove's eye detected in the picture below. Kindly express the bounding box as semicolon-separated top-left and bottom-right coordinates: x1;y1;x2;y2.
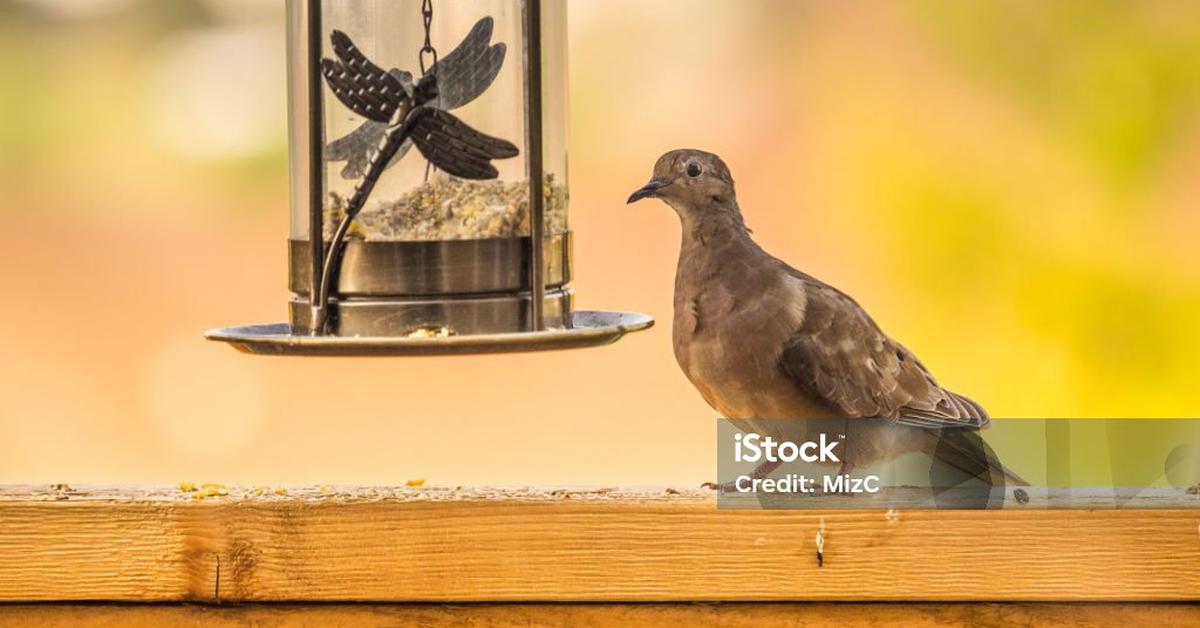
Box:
686;162;703;178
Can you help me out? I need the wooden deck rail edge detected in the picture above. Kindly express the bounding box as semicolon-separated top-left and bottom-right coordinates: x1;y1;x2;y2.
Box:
0;485;1197;603
2;603;1199;627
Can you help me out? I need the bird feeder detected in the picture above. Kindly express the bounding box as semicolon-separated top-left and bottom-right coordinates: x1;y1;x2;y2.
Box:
207;0;652;356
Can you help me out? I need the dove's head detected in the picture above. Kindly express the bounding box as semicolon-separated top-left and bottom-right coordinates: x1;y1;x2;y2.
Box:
627;149;737;215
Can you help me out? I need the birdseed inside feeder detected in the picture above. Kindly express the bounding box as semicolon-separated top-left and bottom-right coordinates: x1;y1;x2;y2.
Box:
207;0;652;356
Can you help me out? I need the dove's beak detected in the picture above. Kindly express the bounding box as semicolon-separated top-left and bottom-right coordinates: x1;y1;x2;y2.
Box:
627;178;671;204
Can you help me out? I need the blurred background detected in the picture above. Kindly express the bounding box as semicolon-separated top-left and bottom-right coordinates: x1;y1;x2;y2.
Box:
1;0;1198;486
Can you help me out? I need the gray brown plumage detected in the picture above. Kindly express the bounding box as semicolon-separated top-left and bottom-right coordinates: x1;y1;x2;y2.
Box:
628;149;1019;483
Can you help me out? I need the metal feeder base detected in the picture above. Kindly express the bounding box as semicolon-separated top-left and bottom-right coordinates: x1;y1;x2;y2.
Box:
205;310;653;357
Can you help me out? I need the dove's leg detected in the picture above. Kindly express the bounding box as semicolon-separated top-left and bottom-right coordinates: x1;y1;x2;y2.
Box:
702;459;782;492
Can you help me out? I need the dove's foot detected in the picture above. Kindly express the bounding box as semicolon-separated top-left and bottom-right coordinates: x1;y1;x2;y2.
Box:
702;460;784;493
701;480;749;494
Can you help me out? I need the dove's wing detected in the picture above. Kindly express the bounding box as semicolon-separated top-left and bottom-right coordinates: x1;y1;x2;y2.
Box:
776;270;989;429
321;30;409;122
427;17;506;111
407;107;518;180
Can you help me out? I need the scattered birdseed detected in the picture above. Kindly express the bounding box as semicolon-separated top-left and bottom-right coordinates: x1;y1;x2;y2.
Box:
406;326;453;339
325;174;567;241
192;486;229;500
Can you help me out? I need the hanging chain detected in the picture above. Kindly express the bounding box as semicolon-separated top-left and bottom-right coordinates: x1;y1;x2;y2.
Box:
418;0;438;75
418;0;439;181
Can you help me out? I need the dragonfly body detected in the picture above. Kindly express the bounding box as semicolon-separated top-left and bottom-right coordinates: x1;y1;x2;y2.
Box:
343;103;412;225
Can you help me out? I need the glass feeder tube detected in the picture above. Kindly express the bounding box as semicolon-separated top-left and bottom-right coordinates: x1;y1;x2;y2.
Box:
207;0;652;356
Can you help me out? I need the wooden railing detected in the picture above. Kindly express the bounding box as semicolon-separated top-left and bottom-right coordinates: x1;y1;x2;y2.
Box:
0;484;1197;624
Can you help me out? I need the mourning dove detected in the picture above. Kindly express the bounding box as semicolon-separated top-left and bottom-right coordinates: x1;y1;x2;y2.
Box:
628;149;1021;487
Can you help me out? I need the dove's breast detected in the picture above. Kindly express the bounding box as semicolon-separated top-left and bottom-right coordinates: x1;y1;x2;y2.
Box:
673;254;839;420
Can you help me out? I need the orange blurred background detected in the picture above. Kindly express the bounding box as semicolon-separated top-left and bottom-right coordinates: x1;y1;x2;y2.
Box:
1;0;1198;485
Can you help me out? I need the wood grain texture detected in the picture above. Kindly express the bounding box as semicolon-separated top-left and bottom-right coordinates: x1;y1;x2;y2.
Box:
1;485;1198;603
1;603;1198;628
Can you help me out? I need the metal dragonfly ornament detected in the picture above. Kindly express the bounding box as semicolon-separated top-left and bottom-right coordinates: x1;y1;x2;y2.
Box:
325;16;509;180
313;4;519;333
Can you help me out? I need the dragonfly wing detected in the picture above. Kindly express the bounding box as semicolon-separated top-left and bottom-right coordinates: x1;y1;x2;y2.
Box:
408;107;518;180
331;132;411;180
322;30;409;122
427;17;506;111
326;120;383;179
325;69;414;179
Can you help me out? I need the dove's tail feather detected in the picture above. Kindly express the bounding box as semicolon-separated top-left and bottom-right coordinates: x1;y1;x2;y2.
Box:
933;427;1028;487
948;391;989;426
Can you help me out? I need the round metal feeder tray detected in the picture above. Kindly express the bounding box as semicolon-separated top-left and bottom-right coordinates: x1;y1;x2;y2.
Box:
205;310;654;357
